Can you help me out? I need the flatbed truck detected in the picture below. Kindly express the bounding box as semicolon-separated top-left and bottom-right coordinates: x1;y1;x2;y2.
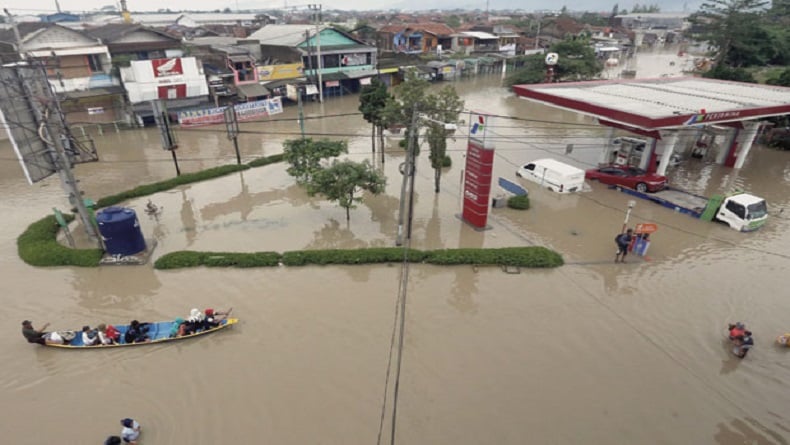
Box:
613;186;768;232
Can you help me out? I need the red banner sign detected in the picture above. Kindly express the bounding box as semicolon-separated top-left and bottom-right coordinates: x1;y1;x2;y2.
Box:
635;223;658;234
462;138;495;228
151;58;184;77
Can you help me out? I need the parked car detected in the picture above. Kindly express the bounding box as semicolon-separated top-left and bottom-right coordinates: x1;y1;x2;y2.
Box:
585;166;668;193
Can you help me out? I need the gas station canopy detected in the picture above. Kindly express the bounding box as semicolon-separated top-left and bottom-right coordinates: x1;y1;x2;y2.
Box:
512;77;790;131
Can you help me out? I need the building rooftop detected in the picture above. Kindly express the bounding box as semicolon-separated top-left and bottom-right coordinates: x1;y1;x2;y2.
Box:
512;77;790;130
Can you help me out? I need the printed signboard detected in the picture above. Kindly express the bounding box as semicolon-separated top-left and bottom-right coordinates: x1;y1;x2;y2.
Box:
151;58;184;77
257;63;304;81
462;137;496;229
178;97;283;128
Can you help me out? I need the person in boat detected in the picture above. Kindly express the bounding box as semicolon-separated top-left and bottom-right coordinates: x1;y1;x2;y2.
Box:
22;320;66;345
170;317;187;338
120;417;141;444
186;308;204;332
203;308;232;330
82;325;100;346
105;324;121;344
21;320;50;345
97;323;116;345
124;320;151;344
733;331;754;359
729;322;746;340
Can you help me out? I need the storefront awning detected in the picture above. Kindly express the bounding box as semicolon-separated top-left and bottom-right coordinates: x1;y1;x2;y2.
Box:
237;83;270;99
60;86;125;100
343;69;378;79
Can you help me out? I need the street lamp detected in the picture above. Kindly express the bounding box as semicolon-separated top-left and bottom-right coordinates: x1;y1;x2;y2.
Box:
622;199;636;233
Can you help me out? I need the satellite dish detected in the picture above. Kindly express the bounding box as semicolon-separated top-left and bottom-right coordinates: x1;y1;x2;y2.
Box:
545;52;559;65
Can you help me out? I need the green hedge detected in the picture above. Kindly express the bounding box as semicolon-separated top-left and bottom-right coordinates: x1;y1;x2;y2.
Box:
153;246;562;269
281;248;427;266
507;195;530;210
96;164;250;208
248;153;284;167
17;215;103;267
426;246;562;267
154;251;281;269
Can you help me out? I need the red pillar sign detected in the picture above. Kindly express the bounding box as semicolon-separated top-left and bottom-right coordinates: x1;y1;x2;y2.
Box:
462;137;495;229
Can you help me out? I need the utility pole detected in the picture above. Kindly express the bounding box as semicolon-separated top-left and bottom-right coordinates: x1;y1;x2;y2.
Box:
309;4;324;103
396;105;419;246
4;9;23;57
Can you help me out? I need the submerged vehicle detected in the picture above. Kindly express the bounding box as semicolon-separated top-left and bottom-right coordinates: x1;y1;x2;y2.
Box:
614;187;767;232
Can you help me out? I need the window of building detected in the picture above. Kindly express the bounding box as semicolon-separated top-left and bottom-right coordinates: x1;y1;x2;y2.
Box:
87;54;103;72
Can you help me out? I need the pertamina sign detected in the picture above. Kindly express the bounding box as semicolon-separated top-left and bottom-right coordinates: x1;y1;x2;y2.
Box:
462;113;495;229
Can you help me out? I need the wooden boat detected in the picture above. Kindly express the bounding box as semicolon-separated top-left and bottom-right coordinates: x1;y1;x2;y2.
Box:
44;318;238;349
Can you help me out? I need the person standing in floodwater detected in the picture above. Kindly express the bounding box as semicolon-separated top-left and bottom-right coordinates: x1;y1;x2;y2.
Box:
615;228;634;263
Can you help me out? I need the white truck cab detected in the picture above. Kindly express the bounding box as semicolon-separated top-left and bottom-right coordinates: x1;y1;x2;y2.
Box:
516;158;585;194
715;193;768;232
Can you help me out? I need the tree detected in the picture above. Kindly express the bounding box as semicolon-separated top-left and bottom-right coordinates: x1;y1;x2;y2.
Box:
310;160;386;221
425;86;464;193
446;15;462;29
282;138;348;185
689;0;770;67
505;39;602;86
358;78;391;162
382;69;431;151
767;67;790;86
702;64;757;82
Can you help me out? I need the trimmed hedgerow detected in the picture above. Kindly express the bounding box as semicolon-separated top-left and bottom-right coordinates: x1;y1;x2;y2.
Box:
248;153;284;167
507;195;530;210
281;248;427;266
96;164;250;208
153;246;562;269
154;251;281;269
425;246;563;268
17;215;103;267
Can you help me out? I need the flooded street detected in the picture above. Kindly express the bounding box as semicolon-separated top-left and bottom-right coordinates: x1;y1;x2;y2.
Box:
3;50;790;444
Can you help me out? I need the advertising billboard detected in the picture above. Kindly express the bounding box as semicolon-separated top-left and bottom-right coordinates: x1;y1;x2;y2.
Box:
121;57;208;104
178;97;283;128
257;63;304;81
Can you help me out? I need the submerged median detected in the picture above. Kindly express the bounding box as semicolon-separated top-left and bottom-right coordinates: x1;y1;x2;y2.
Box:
17;153;563;270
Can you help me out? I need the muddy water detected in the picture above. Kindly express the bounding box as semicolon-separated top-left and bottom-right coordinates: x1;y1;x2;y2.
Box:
3;52;790;444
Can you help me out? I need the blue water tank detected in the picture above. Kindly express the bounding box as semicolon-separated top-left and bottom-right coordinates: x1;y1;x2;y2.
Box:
96;207;146;256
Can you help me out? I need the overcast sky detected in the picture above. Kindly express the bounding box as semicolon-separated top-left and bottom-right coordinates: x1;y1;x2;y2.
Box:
4;0;698;15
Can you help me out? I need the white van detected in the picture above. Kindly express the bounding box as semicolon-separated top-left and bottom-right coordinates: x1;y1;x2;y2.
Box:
516;158;585;193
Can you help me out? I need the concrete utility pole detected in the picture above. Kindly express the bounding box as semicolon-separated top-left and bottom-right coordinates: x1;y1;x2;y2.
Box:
308;4;323;103
4;9;23;57
35;64;99;242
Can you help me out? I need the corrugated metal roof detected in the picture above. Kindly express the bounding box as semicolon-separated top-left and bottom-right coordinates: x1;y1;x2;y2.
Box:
249;24;326;47
458;31;499;40
513;78;790;129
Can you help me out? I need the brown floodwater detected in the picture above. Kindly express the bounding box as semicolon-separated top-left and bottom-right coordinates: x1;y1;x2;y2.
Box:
2;50;790;444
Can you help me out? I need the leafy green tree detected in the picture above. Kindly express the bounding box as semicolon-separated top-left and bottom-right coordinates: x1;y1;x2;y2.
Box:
282;138;348;185
358;78;391;160
702;64;757;82
506;39;602;86
689;0;770;67
766;67;790;86
310;160;387;221
551;39;602;80
505;53;548;86
425;86;464;193
382;69;431;151
446;15;462;29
